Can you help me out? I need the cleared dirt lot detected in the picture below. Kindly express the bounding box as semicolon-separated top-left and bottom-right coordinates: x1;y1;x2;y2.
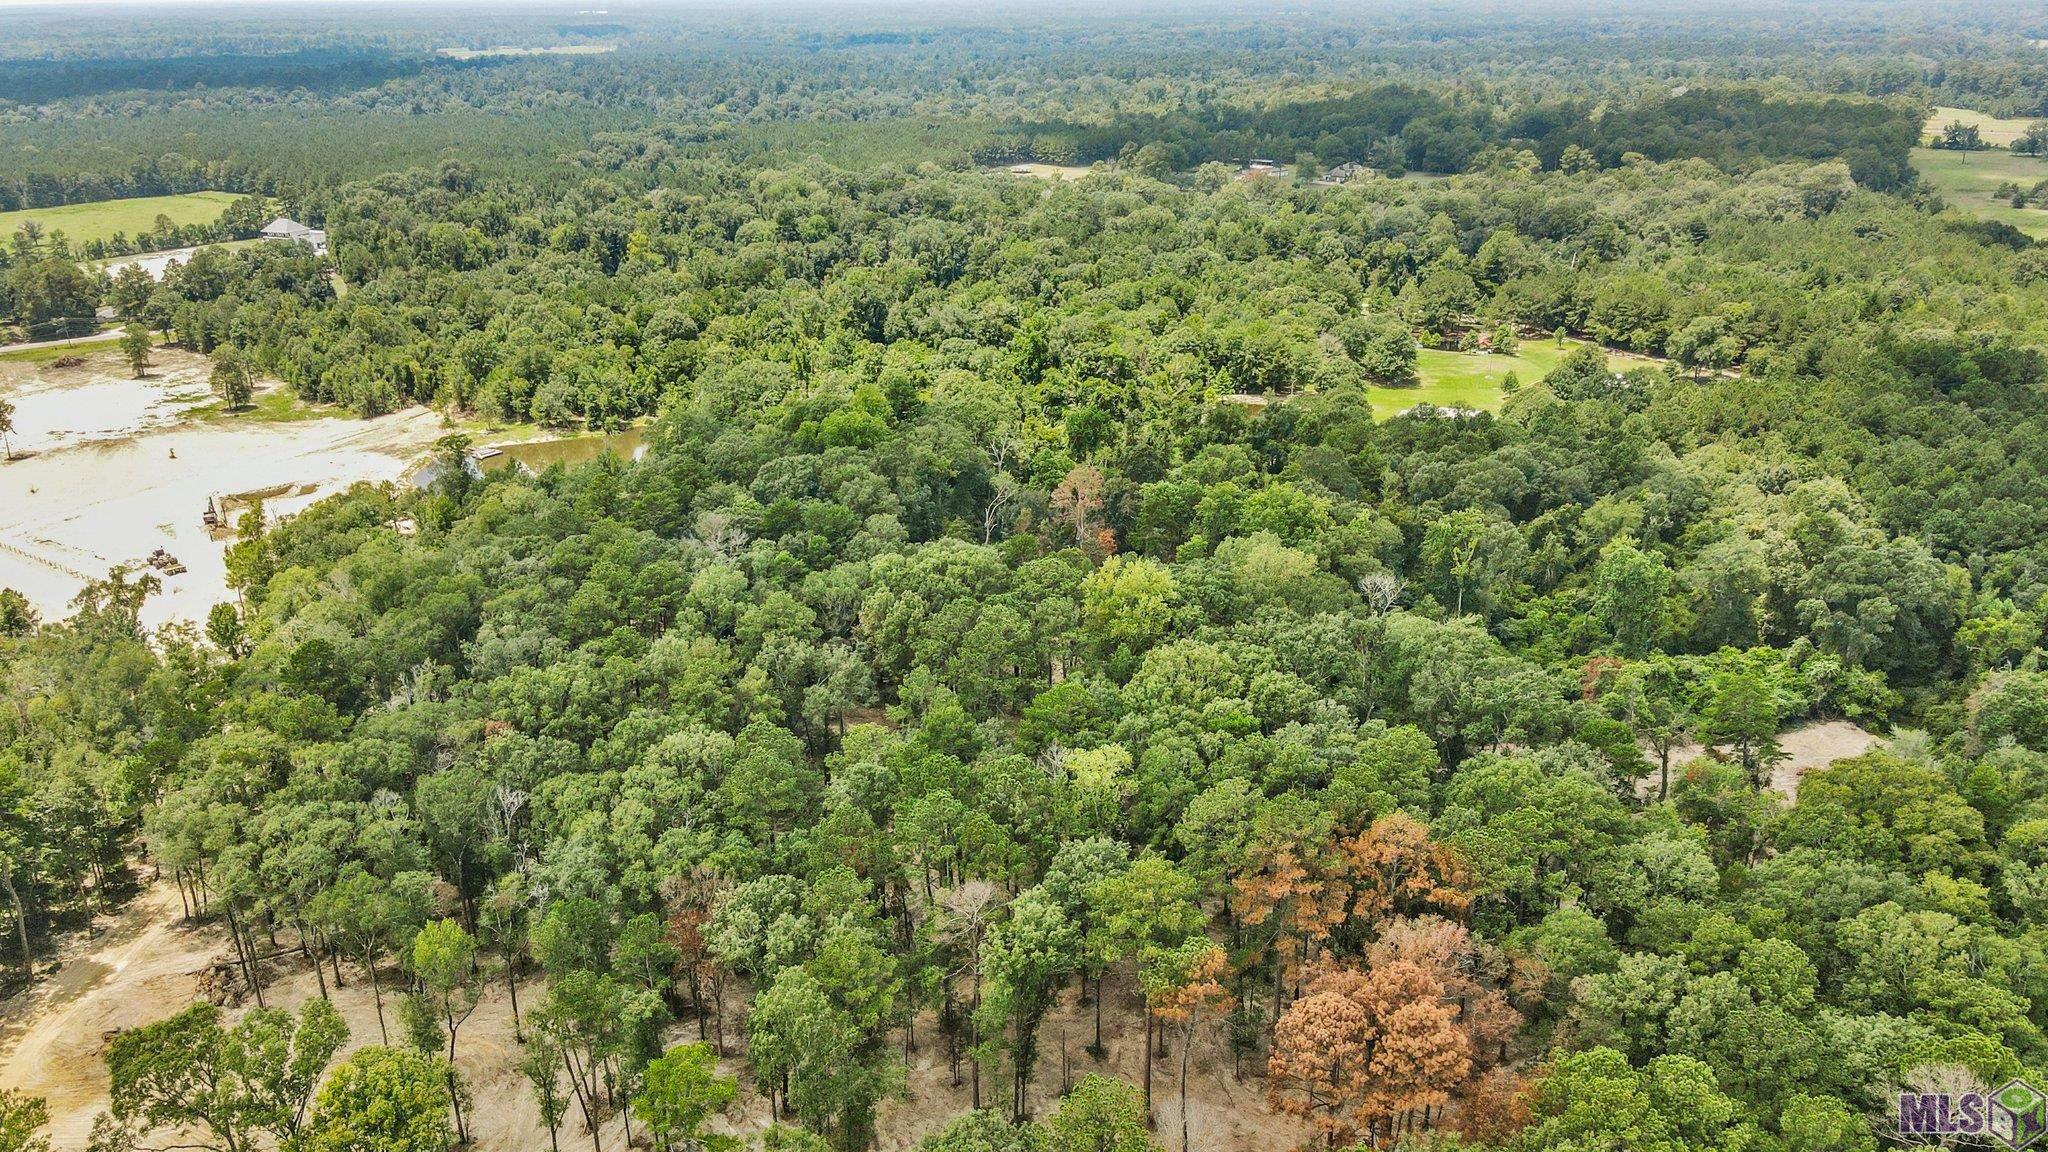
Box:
0;885;1315;1151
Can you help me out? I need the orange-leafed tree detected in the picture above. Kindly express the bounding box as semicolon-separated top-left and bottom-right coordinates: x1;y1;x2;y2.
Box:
1365;915;1521;1074
1337;811;1471;931
1052;463;1107;549
1143;938;1235;1152
660;866;729;1053
1267;961;1473;1148
1453;1066;1533;1144
1233;801;1344;1034
1266;984;1373;1144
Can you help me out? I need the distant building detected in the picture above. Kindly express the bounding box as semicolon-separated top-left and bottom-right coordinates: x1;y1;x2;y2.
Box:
1314;162;1380;185
260;217;329;256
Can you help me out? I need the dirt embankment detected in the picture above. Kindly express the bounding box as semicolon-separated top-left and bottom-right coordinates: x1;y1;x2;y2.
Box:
1;888;1314;1152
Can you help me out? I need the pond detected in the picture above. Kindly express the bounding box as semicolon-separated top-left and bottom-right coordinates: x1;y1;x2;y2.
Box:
489;426;649;472
413;427;650;489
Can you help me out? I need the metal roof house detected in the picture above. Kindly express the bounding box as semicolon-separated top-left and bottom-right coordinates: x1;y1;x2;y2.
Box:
260;217;329;256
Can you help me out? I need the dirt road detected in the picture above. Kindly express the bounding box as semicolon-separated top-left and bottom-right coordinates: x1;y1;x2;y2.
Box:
0;329;120;357
0;880;219;1147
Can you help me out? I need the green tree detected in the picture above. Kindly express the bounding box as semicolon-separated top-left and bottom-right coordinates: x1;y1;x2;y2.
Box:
977;889;1079;1121
1699;665;1784;791
304;1047;453;1152
205;602;246;657
520;1033;571;1152
7;259;96;334
409;919;480;1144
308;868;430;1044
119;322;151;378
0;1090;49;1152
1609;657;1694;800
1593;538;1672;657
747;967;865;1143
1041;1075;1159;1152
1512;1048;1762;1151
633;1042;738;1152
1940;121;1986;151
210;346;254;410
1420;509;1525;619
1331;315;1418;385
103;999;347;1152
1087;857;1205;1121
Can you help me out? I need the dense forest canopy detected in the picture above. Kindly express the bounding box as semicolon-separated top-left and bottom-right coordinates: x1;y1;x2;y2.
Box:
8;2;2048;1151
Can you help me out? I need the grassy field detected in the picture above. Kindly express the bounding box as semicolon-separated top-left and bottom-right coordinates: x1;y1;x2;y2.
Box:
0;191;240;246
1911;146;2048;240
1924;106;2041;148
1366;339;1659;420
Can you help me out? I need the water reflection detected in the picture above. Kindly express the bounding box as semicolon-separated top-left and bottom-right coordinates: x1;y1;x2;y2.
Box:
412;427;649;489
488;427;648;473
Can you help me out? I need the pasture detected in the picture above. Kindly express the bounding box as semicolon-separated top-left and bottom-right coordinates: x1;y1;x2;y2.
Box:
1911;146;2048;240
1923;105;2041;148
0;191;240;246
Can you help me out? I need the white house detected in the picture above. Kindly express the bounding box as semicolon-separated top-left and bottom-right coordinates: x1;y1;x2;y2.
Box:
260;217;329;256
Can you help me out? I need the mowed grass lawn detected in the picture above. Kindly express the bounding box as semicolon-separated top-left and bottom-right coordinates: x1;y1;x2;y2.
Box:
0;191;241;246
1366;339;1660;420
1911;146;2048;240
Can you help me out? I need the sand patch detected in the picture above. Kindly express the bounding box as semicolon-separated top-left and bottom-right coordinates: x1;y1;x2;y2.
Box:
1648;719;1881;798
0;347;446;629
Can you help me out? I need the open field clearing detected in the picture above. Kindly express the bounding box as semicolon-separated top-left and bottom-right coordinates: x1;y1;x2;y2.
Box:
1923;105;2042;147
1364;339;1663;419
1911;145;2048;239
0;191;240;246
88;239;262;280
1643;720;1884;799
998;162;1097;181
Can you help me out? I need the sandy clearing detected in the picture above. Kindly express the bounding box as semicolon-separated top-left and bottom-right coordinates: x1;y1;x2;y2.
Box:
0;347;447;630
996;163;1095;182
0;879;220;1149
1649;719;1881;798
